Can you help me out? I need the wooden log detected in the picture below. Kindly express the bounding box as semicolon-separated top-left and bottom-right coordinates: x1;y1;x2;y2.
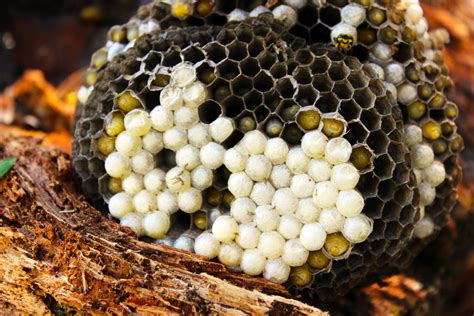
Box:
0;134;326;315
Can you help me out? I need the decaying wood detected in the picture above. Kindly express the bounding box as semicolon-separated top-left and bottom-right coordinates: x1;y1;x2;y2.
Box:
0;134;326;315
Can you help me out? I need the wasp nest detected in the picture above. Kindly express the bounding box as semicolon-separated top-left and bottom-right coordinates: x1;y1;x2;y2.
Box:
73;0;462;300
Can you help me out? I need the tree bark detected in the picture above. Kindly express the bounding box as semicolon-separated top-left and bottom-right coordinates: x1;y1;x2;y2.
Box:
0;134;326;315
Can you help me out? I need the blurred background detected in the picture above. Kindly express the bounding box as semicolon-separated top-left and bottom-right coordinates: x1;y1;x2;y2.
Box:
0;0;471;314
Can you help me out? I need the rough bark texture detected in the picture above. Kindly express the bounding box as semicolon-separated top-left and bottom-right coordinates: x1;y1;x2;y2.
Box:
0;134;326;315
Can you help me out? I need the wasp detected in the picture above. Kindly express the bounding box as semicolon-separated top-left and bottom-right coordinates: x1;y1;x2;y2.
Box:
334;34;354;52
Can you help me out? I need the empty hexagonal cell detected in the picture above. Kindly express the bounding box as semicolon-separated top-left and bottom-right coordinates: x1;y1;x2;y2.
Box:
282;123;304;145
255;105;270;123
253;71;274;93
339;100;361;121
392;162;411;184
155;149;176;171
217;59;240;80
345;121;369;144
276;77;297;99
110;76;129;94
205;42;226;63
298;5;319;27
182;45;206;64
257;50;277;70
295;48;315;65
328;62;350;81
78;138;91;155
213;165;232;190
310;55;331;74
374;154;395;180
357;173;380;198
221;95;245;118
380;117;396;135
374;97;391;116
88;157;106;178
368;79;386;97
294;66;312;84
377;180;397;201
310;24;331;43
216;28;236;45
360;109;381;131
231;75;253;96
368;229;387;250
222;129;244;148
385;221;403;240
162;50;181;67
385;240;402;256
234;23;254;43
320;6;341;26
243;90;262;110
363;197;384;219
210;79;230;102
333;82;353;100
248;38;265;57
263;91;281;111
73;157;90;178
351;46;370;64
239;57;260;77
291;25;310;43
198;100;222;123
315;92;339;113
399;204;418;226
348;72;370;90
353;88;376;108
270;63;288;79
142;51;163;71
312;73;334;93
82;178;100;197
296;85;318;107
394;184;415;208
393;43;413;64
228;41;248;61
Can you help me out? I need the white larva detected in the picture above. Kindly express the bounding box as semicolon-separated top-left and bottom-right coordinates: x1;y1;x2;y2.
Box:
249;6;271;17
163;127;188;151
269;164;292;189
156;190;179;215
131;150;155;175
331;163;360;191
242;130;267;155
336;190;365;217
272;5;298;29
176;144;201;171
295;198;321;224
174;106;199;129
209;117;235;143
397;84;417;105
191;165;213;190
77;86;93;104
278;214;302;240
236;223;261;249
171;63;197;88
165;167;191;193
121;172;144;195
263;258;291;284
366;63;385;80
281;239;309;267
143;168;166;194
255;205;280;232
115;131;142;157
405;4;423;24
218;242;243;267
283;0;307;9
194;232;220;259
318;207;345;234
150;106;174;132
142;130;164;154
160;85;183;110
371;43;392;63
109;192;134;219
413;216;435;239
384;63;405;85
403;125;423;148
264;138;289;165
124;109;152;136
200;142;226;170
258;231;285;259
133;190;157;214
272;188;299;215
105;152;132;178
300;223;327;251
325;138;352;165
224;148;248;173
143;211;170;239
342;215;373;243
120;213;144;237
290;174;316;198
188;123;211;148
308;159;332;183
341;3;366;27
230;198;257;224
422;161;446;187
301;130;328;159
313;181;339;208
178;188;203;213
250;181;276;206
245;155;272;182
173;236;194;252
240;249;266;276
212;215;238;242
419;182;436;206
286;146;310;174
227;8;249;22
183;81;207;108
228;172;254;198
411;144;435;169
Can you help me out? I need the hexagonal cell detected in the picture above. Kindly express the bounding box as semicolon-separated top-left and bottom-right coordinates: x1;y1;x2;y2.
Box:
239;57;260;77
210;79;230;102
374;96;391;116
234;23;254;43
345;121;369;144
263;115;284;137
162;50;181;67
205;42;226;63
297;5;319;27
263;91;281;111
243;90;262;110
320;6;341;26
257;50;277;70
78;138;91;156
339;100;361;121
110;76;129;94
385;221;403;240
351;46;370;63
228;41;248;61
312;73;334;93
294;66;312;84
276;77;297;99
357;174;380;198
198;100;222;123
358;26;377;46
254;71;274;93
296;85;318;107
88;157;105;178
222;129;244;148
221;95;245;118
310;24;331;43
73;157;90;178
367;129;391;154
385;240;402;256
315;92;339;113
295;48;315;65
248;38;265;57
155;149;176;172
230;75;253;96
82;178;100;197
328;62;350;81
270;63;288;79
255;105;270;123
333;81;353;100
353;88;375;108
216;28;236;45
377;179;397;202
393;43;413;64
348;71;370;90
217;60;240;80
197;63;217;85
282;123;304;145
369;223;387;244
374;154;395;180
360;109;381;131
